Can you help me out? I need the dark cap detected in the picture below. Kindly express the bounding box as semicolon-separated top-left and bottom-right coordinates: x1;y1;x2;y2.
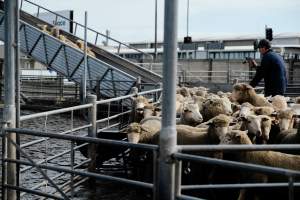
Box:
257;39;271;49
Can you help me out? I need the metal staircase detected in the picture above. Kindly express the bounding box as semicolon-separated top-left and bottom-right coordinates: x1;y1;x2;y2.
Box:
0;0;162;98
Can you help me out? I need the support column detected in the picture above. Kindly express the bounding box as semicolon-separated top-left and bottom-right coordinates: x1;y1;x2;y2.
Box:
3;1;18;200
157;0;178;199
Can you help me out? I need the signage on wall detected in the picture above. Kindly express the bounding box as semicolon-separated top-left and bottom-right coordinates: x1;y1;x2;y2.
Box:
37;10;74;33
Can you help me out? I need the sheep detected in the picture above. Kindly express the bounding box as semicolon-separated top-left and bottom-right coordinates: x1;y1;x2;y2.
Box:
220;130;300;170
279;127;300;144
177;87;191;98
37;24;50;34
220;130;300;200
127;114;232;145
270;95;288;111
178;102;203;126
130;95;150;123
142;104;155;118
231;83;272;107
295;97;300;104
190;86;208;97
276;109;296;131
126;122;159;144
76;40;96;57
254;106;275;116
192;95;206;111
201;98;233;122
240;114;272;144
139;105;162;134
239;102;254;118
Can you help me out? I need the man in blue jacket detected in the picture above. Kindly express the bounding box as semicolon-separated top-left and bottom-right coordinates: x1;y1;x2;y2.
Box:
249;39;287;96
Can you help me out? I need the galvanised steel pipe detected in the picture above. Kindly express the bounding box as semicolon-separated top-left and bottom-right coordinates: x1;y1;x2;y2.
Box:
6;159;154;190
158;0;178;199
4;128;159;151
177;144;300;151
181;182;300;190
174;153;300;177
4;0;18;199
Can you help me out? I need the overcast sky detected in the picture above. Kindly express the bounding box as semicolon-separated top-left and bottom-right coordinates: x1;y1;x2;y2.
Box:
25;0;300;43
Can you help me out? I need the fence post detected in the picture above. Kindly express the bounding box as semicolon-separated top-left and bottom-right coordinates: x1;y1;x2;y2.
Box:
4;1;18;200
87;95;97;177
157;0;178;199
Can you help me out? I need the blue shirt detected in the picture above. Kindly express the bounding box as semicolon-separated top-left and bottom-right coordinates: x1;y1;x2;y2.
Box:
250;49;287;96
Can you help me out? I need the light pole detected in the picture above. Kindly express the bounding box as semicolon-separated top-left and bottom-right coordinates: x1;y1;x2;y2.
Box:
154;0;158;61
186;0;189;37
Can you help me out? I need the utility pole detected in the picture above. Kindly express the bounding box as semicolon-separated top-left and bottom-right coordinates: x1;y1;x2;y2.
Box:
154;0;158;61
81;11;88;104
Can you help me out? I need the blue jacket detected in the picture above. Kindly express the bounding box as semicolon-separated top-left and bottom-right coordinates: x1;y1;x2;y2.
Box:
250;49;287;96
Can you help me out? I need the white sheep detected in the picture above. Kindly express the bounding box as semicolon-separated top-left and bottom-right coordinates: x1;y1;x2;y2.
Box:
240;114;272;144
201;97;233;122
178;102;203;126
270;95;288;111
231;83;272;107
127;114;232;145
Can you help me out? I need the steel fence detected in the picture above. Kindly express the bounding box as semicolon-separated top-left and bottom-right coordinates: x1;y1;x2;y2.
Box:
1;88;162;199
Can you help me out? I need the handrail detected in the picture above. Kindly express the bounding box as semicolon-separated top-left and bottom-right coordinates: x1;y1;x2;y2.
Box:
20;0;154;64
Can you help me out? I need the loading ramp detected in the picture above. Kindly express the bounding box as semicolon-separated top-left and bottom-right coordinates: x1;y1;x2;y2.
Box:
0;1;162;98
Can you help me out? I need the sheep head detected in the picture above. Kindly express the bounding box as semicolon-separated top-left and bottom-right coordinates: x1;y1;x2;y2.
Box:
126;123;142;143
202;98;232;121
259;115;272;141
133;95;149;115
239;102;254;118
231;83;255;104
143;104;155;118
220;130;251;145
180;102;203;126
241;114;263;138
277;109;296;131
270;95;288;111
209;114;232;140
50;26;60;37
254;106;275;116
178;87;190;97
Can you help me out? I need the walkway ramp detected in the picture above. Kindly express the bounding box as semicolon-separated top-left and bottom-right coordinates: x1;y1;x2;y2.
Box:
0;1;162;98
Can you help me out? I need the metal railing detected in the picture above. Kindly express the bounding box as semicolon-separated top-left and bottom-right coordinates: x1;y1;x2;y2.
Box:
174;144;300;200
3;126;300;199
19;0;154;66
1;88;162;199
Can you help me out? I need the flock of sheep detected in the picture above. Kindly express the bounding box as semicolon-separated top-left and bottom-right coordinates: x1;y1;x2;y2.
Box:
37;24;96;57
126;83;300;199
